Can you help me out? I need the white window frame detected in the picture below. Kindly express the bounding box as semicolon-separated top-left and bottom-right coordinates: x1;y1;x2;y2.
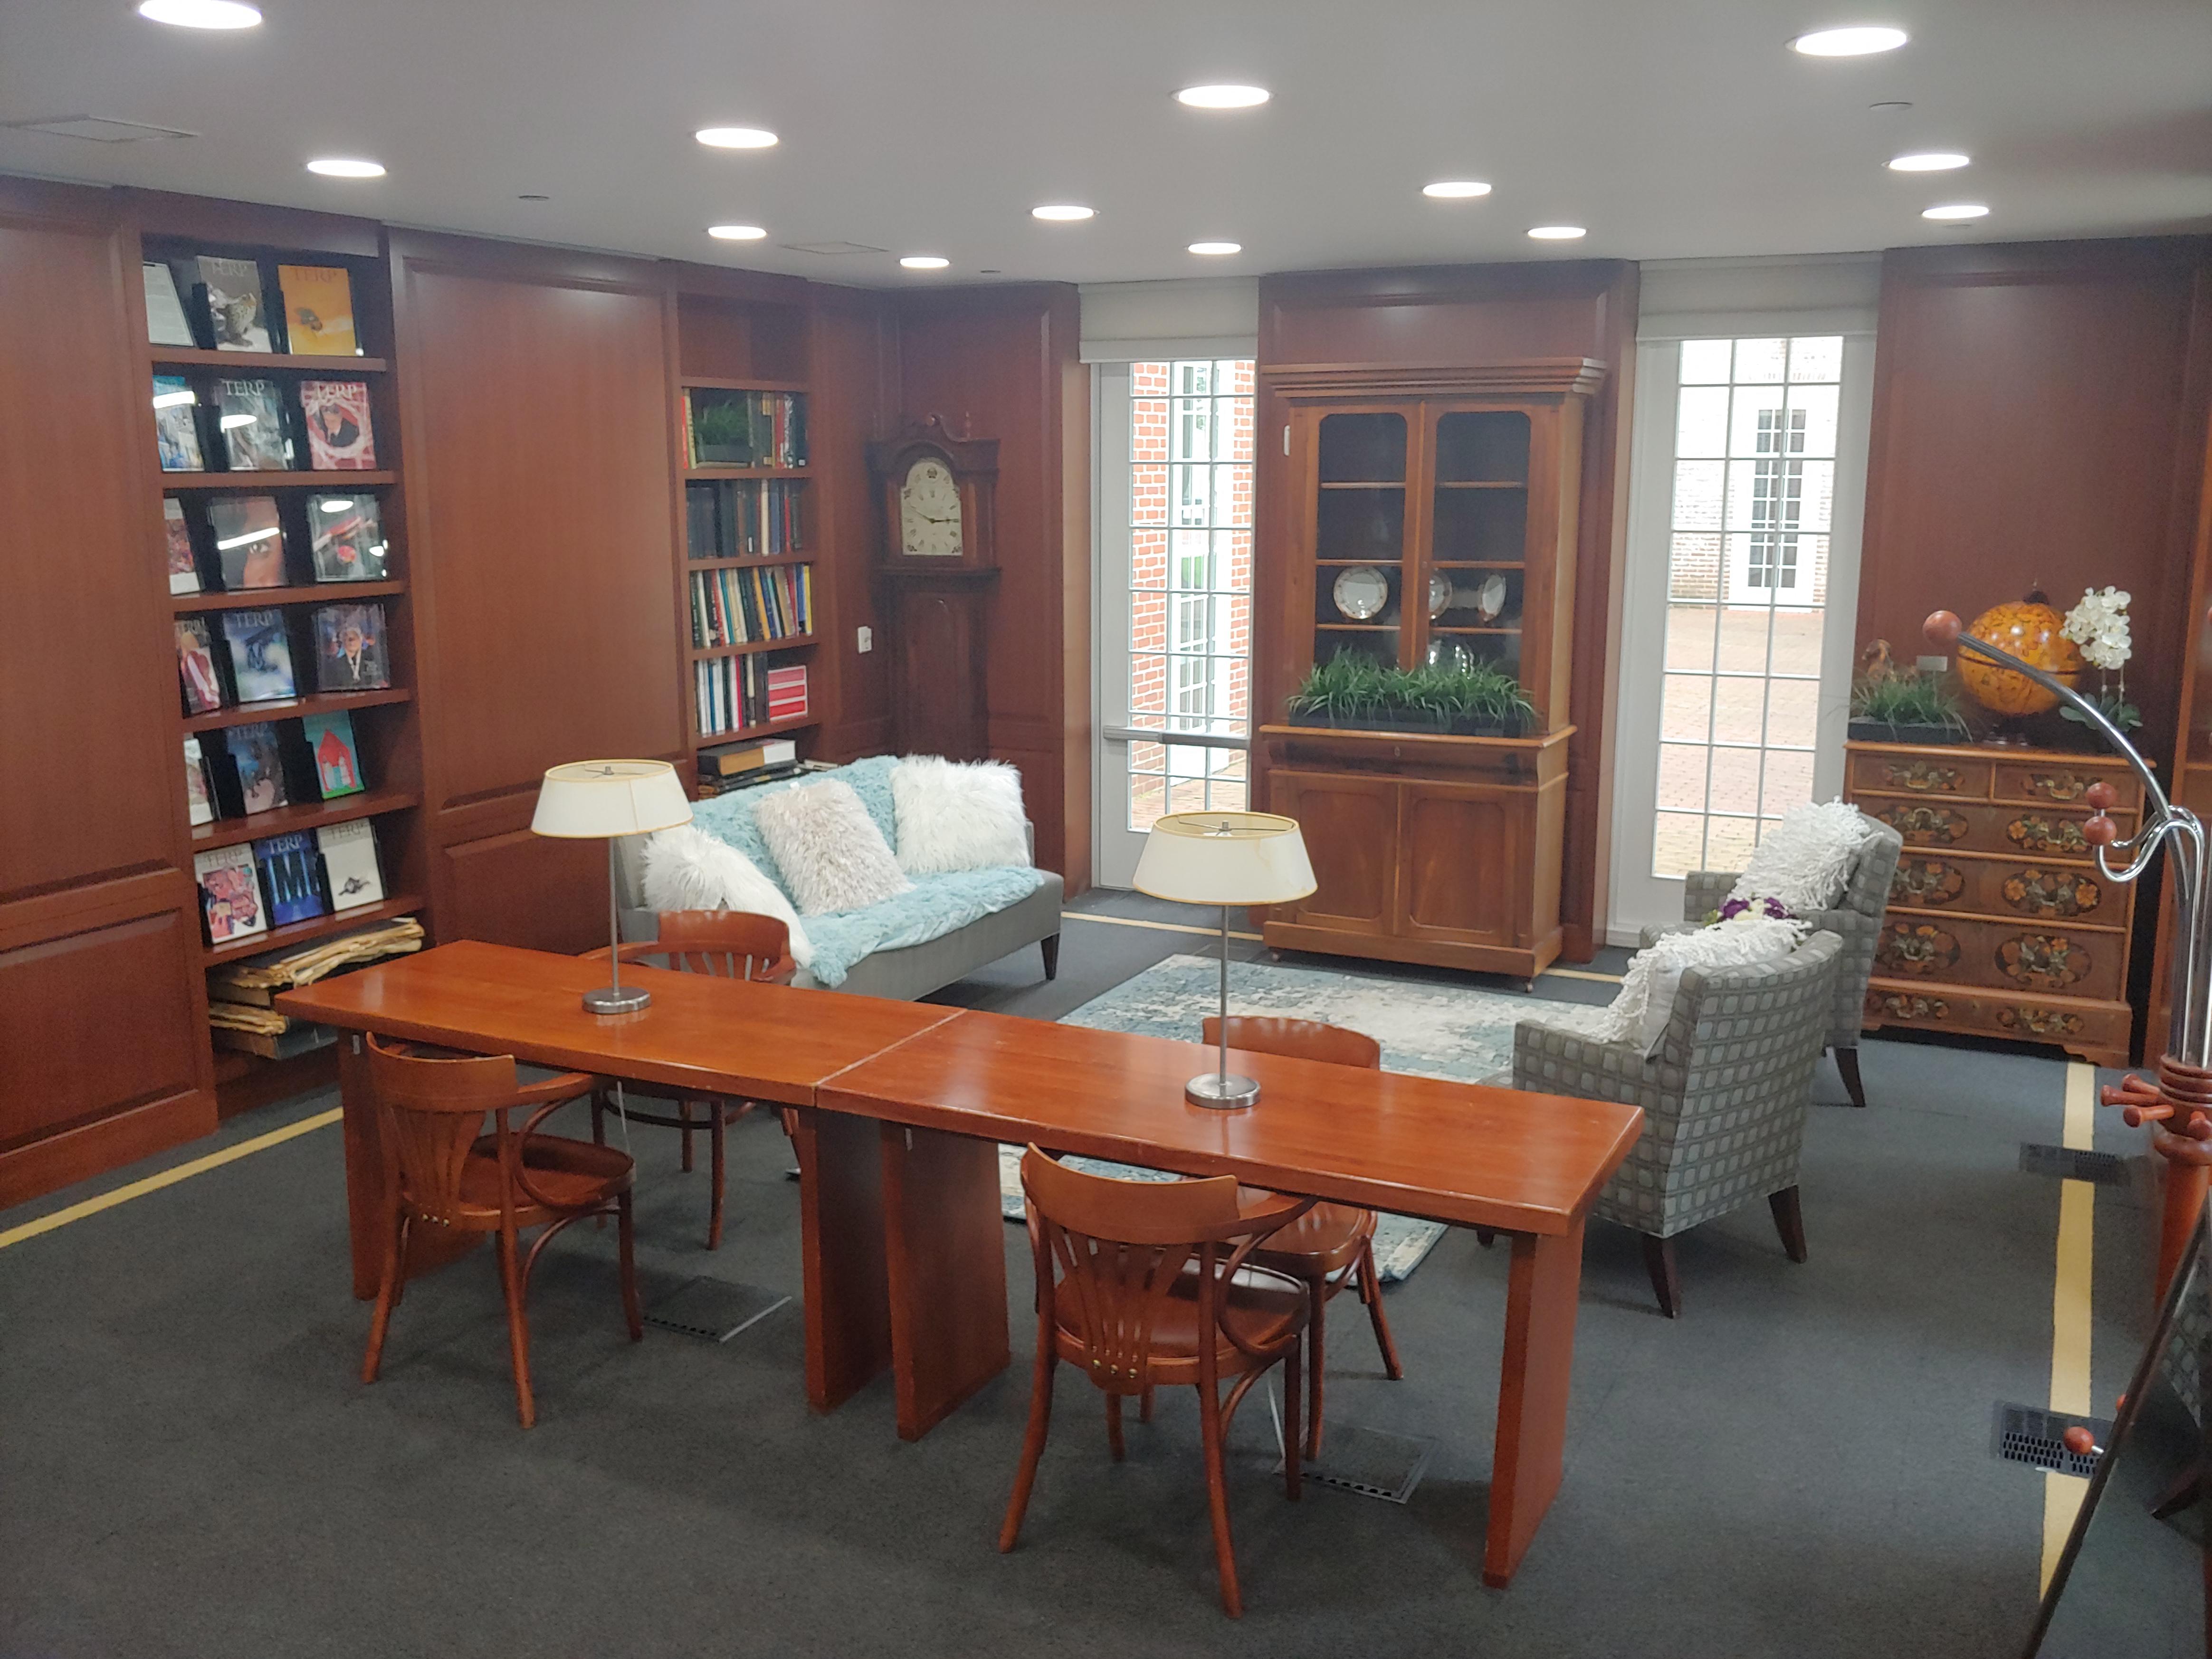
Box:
1606;320;1877;945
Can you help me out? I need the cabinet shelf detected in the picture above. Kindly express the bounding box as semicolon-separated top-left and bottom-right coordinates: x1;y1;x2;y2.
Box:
1316;558;1407;568
1432;560;1526;571
190;787;420;851
1433;480;1527;490
151;347;389;373
684;466;810;481
203;892;425;966
1317;481;1407;490
690;634;817;661
1433;625;1521;636
183;687;411;734
176;580;404;613
692;713;819;746
688;552;813;571
684;375;809;394
163;471;398;491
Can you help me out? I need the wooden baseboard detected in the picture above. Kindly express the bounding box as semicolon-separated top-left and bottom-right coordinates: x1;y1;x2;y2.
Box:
0;1088;217;1212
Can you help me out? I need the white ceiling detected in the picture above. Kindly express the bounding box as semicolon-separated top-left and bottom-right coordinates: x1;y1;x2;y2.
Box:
1;0;2207;286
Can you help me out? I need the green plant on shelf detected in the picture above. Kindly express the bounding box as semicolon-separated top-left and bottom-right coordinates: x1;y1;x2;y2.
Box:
1287;651;1536;734
1850;667;1967;734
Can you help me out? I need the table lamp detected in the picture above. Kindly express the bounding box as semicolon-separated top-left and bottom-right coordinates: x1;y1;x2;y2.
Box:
531;759;693;1015
1133;810;1316;1109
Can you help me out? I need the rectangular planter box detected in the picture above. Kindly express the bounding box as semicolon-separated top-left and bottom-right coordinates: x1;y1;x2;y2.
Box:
1847;719;1971;746
1286;710;1528;739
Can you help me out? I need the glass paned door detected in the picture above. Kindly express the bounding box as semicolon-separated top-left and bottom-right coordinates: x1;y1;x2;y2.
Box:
1095;359;1255;887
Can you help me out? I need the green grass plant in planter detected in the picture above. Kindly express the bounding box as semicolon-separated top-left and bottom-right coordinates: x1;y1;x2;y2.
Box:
1847;667;1969;745
1288;652;1537;736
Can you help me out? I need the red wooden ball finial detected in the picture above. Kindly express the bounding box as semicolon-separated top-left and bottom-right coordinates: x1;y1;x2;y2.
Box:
2062;1426;2098;1457
2085;782;2117;812
1925;610;1963;647
2084;813;2119;847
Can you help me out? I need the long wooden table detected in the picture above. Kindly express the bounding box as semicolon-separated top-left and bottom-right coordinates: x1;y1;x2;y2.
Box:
279;939;1641;1587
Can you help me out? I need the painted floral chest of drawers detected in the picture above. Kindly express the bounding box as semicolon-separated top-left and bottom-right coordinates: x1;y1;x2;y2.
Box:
1844;740;2138;1070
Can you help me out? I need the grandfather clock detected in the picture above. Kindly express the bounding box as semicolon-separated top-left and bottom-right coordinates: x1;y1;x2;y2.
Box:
867;416;999;761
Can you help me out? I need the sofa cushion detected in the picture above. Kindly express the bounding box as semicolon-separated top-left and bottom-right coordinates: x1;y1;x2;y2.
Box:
638;823;814;968
753;778;912;917
892;757;1030;875
801;865;1051;989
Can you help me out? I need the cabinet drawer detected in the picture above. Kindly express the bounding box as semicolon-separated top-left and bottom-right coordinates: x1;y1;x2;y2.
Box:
1863;979;2129;1053
1859;797;2121;858
1872;915;2124;1001
1992;761;2142;810
1848;750;1991;800
1887;854;2120;924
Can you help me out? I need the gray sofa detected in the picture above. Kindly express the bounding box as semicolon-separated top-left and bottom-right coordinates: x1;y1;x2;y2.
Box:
610;824;1063;1002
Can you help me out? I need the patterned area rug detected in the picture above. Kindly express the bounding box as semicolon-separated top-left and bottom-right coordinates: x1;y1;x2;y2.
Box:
1000;953;1617;1281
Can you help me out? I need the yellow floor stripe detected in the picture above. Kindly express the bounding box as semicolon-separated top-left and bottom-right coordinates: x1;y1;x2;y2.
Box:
1543;966;1625;984
1062;911;1263;942
0;1106;341;1253
2040;1063;2099;1594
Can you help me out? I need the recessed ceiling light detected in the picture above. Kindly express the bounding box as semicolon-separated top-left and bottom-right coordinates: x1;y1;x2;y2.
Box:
1789;25;1908;56
1527;225;1586;240
1422;181;1492;199
708;224;767;240
1175;84;1269;109
900;255;950;270
1922;202;1990;220
136;0;261;28
307;158;385;179
1188;241;1241;257
1032;204;1095;222
695;126;778;150
1888;151;1970;172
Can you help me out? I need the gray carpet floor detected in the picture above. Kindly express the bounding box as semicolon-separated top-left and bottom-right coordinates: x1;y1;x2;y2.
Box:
0;890;2183;1657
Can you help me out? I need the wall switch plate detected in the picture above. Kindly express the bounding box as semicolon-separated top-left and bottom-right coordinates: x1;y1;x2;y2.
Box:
857;626;873;654
1916;655;1948;673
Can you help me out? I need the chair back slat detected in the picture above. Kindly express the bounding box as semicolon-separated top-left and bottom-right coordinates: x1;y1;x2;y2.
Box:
657;909;794;982
364;1037;521;1224
1201;1016;1380;1070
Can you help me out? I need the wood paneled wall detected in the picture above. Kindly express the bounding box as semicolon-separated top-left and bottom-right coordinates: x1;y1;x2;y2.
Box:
810;286;900;761
891;286;1091;889
1859;238;2212;766
1255;262;1640;960
0;179;214;1202
388;232;686;953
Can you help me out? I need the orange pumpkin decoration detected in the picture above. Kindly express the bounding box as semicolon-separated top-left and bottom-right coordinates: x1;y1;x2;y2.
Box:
1957;592;2082;716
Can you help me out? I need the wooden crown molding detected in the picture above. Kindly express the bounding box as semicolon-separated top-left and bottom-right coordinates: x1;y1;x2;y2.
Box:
1259;357;1607;399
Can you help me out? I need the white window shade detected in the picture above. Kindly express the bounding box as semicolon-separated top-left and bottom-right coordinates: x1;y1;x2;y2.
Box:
1079;278;1259;363
1637;254;1880;342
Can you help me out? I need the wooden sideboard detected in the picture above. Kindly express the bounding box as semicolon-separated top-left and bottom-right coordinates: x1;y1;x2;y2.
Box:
1843;739;2139;1070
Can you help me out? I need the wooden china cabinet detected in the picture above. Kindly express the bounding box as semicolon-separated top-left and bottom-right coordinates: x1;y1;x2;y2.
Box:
1255;360;1602;979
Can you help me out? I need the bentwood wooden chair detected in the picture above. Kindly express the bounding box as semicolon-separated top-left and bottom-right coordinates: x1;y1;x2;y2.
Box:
1000;1147;1313;1618
584;910;798;1249
360;1035;642;1428
1201;1016;1404;1461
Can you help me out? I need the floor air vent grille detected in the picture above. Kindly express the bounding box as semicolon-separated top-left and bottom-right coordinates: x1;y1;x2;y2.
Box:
2018;1143;2129;1185
1992;1401;2110;1478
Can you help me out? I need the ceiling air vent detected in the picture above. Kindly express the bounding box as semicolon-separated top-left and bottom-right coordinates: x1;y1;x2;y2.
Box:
1;115;198;143
780;240;887;257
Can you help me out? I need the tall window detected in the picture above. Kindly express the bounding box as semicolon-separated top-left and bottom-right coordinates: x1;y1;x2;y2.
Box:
1125;359;1254;829
1656;336;1841;877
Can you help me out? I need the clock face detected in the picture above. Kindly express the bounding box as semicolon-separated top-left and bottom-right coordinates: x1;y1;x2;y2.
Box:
899;456;963;557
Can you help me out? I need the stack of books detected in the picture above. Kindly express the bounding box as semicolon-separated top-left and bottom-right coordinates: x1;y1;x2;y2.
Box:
690;563;811;648
696;656;807;737
683;389;807;468
686;477;804;558
696;737;801;794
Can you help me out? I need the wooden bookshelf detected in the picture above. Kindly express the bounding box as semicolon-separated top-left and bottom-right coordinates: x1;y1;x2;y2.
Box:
189;787;420;851
175;579;404;612
669;285;821;781
139;217;430;1069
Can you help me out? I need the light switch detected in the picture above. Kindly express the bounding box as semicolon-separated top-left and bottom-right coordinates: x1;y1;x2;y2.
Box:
857;626;873;654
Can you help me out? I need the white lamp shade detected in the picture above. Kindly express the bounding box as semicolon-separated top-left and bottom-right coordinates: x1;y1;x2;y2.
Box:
1132;810;1317;906
530;759;694;839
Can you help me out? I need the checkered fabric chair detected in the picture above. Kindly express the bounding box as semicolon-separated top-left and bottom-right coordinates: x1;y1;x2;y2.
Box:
1641;819;1903;1110
1513;930;1841;1317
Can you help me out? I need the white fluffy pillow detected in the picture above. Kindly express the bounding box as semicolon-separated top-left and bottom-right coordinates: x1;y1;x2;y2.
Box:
891;757;1030;875
638;824;813;968
752;779;913;917
1730;800;1874;914
1597;915;1805;1056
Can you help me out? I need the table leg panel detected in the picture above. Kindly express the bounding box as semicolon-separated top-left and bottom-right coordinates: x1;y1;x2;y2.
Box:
791;1106;894;1411
881;1125;1011;1441
1486;1217;1586;1587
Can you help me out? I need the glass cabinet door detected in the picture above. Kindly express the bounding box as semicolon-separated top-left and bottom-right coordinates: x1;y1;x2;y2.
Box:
1312;410;1409;667
1422;408;1530;682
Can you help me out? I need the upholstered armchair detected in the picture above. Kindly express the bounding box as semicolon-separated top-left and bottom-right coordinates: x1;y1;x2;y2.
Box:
1513;930;1841;1317
1642;820;1903;1109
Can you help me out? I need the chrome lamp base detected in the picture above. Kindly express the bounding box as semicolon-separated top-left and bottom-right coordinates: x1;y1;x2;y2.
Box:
1185;1071;1259;1111
582;985;651;1016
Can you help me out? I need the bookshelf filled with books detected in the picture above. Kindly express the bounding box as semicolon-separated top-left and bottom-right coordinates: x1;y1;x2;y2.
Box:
670;288;821;781
138;220;427;1081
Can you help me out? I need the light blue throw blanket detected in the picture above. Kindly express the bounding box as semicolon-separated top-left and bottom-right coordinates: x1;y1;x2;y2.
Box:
688;756;1047;988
